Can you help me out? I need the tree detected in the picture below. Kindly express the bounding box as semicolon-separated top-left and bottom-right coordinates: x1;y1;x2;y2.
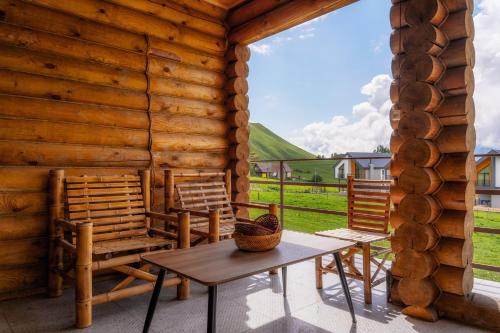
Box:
373;145;390;153
311;174;323;183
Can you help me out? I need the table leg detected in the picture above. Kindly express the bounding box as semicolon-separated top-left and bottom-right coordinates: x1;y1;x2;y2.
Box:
143;268;166;333
282;266;287;297
208;285;218;333
334;252;356;323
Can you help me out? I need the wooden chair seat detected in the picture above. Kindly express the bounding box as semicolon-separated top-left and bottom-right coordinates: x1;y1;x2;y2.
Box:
92;236;176;255
191;222;235;237
316;228;390;244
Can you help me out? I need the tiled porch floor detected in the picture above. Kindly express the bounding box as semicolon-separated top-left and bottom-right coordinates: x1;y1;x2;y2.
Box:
0;259;493;333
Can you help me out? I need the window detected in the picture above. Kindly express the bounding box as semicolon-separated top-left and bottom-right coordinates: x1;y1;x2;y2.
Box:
338;164;345;179
477;168;491;187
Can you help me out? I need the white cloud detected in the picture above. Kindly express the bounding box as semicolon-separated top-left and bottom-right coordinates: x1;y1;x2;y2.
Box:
249;43;272;55
291;75;393;155
473;0;500;148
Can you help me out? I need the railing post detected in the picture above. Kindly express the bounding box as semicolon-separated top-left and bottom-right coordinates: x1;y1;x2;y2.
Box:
279;160;284;228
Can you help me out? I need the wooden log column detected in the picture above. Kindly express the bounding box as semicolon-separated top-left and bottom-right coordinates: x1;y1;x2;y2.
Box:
389;0;475;322
225;44;251;218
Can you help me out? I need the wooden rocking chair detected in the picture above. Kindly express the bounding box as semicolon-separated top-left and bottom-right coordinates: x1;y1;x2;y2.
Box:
47;169;190;328
164;169;277;244
315;176;392;304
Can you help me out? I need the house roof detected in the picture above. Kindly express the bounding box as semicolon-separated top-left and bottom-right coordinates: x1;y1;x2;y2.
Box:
255;162;292;173
476;149;499;168
345;152;391;169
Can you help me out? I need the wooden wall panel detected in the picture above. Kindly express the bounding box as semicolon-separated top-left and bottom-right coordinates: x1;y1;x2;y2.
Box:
0;0;229;297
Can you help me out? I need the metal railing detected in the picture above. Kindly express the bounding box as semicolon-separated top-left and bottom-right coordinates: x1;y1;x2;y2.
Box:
249;154;500;274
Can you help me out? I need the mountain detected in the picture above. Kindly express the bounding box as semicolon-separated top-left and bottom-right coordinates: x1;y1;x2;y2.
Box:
249;123;337;182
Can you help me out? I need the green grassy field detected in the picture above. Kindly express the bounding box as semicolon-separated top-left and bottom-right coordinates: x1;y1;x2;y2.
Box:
249;123;339;182
249;184;500;282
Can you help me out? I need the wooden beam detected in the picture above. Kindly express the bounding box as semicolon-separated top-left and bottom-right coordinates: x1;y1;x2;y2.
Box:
228;0;358;45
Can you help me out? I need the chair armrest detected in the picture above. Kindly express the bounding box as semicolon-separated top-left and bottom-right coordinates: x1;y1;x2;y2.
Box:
55;218;77;232
146;211;178;223
231;202;270;210
147;227;177;240
169;207;211;218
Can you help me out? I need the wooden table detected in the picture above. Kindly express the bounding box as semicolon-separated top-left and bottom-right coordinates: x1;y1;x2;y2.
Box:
141;231;356;333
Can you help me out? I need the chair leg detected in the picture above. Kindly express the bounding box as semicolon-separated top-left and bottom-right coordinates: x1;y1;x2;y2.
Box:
48;232;64;297
76;223;93;328
315;256;323;289
362;243;372;305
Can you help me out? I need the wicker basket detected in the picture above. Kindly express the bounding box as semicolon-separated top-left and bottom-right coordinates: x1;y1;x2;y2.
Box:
233;230;282;252
234;222;273;236
254;214;280;232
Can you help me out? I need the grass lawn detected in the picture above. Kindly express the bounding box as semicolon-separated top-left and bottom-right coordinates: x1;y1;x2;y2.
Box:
249;184;500;282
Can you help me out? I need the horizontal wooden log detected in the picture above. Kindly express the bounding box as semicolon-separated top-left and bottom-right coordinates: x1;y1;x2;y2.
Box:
152;114;228;136
392;248;438;278
225;61;249;79
390;27;408;55
225;77;248;95
435;153;475;182
390;106;401;130
226;0;289;28
0;118;148;148
0;69;146;110
441;9;474;41
232;191;249;203
435;181;475;211
436;125;475;154
155;152;228;169
390;1;408;29
441;38;475;69
399;194;441;224
152;77;225;103
398;111;441;140
0;214;48;240
433;237;473;267
153;133;228;152
0;94;148;130
404;0;447;27
435;94;474;126
390;131;404;153
399;167;442;195
400;54;445;84
441;0;473;13
228;127;249;144
0;191;47;215
389;210;405;230
152;95;226;119
404;23;447;55
0;141;149;167
0;264;47;294
29;0;226;55
390;79;402;103
438;66;474;97
402;305;438;322
398;139;440;167
227;110;250;128
434;264;473;295
391;222;439;253
106;0;226;37
232;175;250;193
228;160;250;177
228;0;356;44
399;277;440;308
228;143;250;161
436;292;500;332
399;82;442;112
226;94;249;112
435;210;473;239
390;184;405;205
155;0;226;20
0;237;47;266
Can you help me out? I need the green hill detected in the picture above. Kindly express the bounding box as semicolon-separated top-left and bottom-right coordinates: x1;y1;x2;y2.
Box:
249;123;338;182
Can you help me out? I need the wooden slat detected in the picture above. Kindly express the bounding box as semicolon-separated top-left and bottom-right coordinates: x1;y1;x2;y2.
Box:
92;237;174;255
67;187;141;197
68;200;144;212
74;214;145;225
67;194;143;204
92;222;146;233
69;207;145;220
66;175;140;183
92;228;148;242
66;181;141;189
351;190;391;197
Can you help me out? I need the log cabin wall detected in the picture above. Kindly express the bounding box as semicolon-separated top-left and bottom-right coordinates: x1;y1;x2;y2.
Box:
389;0;475;322
0;0;232;298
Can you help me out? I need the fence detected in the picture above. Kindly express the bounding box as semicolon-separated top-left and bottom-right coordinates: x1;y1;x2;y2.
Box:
249;155;500;275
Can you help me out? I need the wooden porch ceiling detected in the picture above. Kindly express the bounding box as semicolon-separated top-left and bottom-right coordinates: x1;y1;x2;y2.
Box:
226;0;359;45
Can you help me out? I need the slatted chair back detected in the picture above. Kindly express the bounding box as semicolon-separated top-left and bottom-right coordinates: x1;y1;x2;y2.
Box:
64;172;150;243
347;176;391;234
165;170;235;229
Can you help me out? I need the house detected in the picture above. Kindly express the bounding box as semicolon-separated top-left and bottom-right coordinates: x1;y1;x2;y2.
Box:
476;149;500;208
334;152;391;180
254;162;292;179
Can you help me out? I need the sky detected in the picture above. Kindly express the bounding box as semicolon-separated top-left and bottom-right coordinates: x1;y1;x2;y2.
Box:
247;0;500;155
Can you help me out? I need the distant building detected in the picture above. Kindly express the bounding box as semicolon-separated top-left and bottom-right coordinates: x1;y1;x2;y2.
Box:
254;162;292;179
334;152;391;180
476;149;500;208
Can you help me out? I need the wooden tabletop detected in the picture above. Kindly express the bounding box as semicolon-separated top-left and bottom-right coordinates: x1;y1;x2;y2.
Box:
143;231;355;286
